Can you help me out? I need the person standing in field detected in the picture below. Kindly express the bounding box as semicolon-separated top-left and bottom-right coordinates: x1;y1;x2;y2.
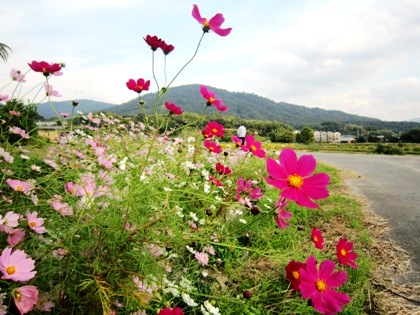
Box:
237;123;247;145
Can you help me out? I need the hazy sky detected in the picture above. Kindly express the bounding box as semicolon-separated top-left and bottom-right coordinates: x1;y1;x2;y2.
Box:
1;0;420;121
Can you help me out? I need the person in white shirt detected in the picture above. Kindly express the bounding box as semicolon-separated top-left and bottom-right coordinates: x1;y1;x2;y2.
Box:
237;124;246;145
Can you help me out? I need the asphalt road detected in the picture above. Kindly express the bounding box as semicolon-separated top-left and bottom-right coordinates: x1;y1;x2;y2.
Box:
309;152;420;284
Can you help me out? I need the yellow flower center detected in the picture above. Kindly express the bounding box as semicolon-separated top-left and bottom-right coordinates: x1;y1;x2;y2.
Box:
16;185;23;191
29;221;36;228
313;236;318;243
340;249;347;256
250;145;257;152
15;292;22;302
209;97;215;103
316;279;327;292
212;128;218;133
292;271;299;280
6;265;16;275
288;174;303;188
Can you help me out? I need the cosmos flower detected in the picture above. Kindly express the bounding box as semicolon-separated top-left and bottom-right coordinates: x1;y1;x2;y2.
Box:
203;121;225;138
336;238;358;269
165;102;183;115
199;86;228;112
241;135;266;158
158;307;183;315
44;83;61;97
215;162;231;175
192;4;232;37
285;260;306;291
266;148;330;209
13;285;38;315
161;41;175;55
0;247;36;282
299;256;350;315
144;35;163;51
311;227;324;250
203;139;222;154
28;60;62;77
10;68;26;82
26;211;46;234
126;78;151;94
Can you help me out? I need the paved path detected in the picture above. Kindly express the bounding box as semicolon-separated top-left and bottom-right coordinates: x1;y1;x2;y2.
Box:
309;152;420;284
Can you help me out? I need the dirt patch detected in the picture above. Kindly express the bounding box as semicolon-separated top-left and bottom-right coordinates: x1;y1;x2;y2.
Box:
339;170;420;314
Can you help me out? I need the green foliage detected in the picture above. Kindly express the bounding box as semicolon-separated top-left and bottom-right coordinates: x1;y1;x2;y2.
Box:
296;126;314;144
0;99;39;144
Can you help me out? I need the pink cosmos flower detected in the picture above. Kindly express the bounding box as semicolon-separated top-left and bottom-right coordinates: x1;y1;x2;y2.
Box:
9;126;30;139
203;139;222;154
241;135;266;158
209;176;223;186
195;251;209;266
0;94;9;102
231;135;242;147
28;60;62;77
98;155;117;169
7;228;26;247
26;211;46;234
165;102;183;115
13;285;38;315
126;78;150;94
215;162;231;175
311;227;324;250
336;238;358;269
0;247;36;282
49;198;73;217
203;121;225;138
192;4;232;37
199;86;228;112
44;83;62;97
236;178;264;206
159;307;183;315
266;148;331;209
9;110;21;117
6;179;31;194
299;256;350;315
285;260;306;291
0;211;20;233
274;199;292;230
10;68;26;82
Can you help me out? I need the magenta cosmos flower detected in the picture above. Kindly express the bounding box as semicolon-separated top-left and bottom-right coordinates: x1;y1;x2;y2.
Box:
266;148;330;209
203;121;225;138
144;35;164;51
0;247;36;282
192;4;232;37
241;135;266;158
299;256;350;315
28;60;62;77
199;86;228;112
285;260;306;291
126;78;150;94
13;285;39;315
165;102;183;115
159;307;183;315
204;139;222;154
336;238;358;269
311;226;324;250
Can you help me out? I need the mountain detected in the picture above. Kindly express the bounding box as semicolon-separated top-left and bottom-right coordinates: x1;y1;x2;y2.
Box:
409;117;420;123
36;99;118;119
108;84;381;125
106;84;420;132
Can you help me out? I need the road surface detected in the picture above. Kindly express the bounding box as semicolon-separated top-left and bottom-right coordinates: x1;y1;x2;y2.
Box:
309;152;420;284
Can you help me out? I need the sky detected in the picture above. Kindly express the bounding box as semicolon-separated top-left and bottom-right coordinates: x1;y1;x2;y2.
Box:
1;0;420;122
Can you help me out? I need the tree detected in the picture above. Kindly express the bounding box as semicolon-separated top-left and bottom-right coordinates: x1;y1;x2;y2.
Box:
297;126;314;144
0;42;11;61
